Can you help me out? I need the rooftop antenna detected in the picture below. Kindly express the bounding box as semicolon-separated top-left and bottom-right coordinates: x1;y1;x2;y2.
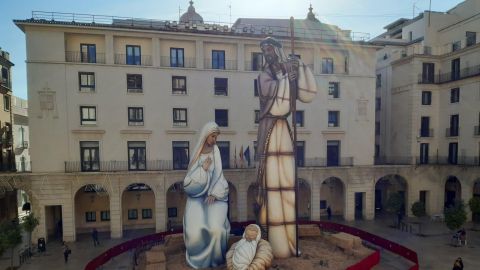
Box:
178;5;182;21
228;1;232;24
428;0;432;26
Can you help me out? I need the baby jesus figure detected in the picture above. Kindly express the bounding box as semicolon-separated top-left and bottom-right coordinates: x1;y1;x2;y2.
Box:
227;224;273;270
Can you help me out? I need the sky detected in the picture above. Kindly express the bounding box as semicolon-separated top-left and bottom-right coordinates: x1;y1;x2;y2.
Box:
0;0;465;99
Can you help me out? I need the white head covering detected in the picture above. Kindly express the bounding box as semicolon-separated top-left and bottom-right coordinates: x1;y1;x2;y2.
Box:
188;122;220;170
232;224;262;270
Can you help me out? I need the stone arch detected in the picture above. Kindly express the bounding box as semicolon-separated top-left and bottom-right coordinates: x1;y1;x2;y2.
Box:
375;174;408;217
74;184;110;239
228;182;238;222
121;183;155;235
320;177;345;220
166;182;186;230
298;178;311;220
444;176;461;208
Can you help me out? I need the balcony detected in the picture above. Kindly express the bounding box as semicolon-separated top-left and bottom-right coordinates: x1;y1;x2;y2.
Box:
374;156;413;165
65;51;106;64
419;129;434;138
1;77;11;90
160;56;196;68
114;54;152;66
445;128;459;137
474;126;480;136
416;156;480;166
204;59;237;70
65;160;173;172
304;157;354;167
418;64;480;84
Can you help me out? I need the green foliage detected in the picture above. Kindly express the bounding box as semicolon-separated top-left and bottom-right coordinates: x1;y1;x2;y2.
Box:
411;201;426;218
386;192;404;214
21;213;39;233
0;221;23;258
469;197;480;223
444;200;467;231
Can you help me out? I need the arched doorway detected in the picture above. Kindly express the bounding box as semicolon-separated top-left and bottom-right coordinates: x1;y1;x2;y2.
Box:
166;182;187;230
228;182;238;222
445;176;461;208
321;177;345;220
375;174;408;217
74;184;110;240
247;184;258;221
122;183;155;236
298;179;311;220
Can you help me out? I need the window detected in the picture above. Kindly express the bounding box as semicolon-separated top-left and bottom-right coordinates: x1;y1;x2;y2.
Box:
212;50;225;69
450;88;460;103
80;106;96;125
128;107;144;126
375;98;381;111
80;44;96;63
170;48;184;67
321;58;334;74
452;41;461;52
215;109;228;127
376;74;381;88
449;114;459;136
420;117;430;137
419;143;429;164
296;141;305;167
85;211;96;222
251;52;263;71
100;210;110;221
448;142;458;164
254;79;259;97
214;78;228;96
451;58;460;81
217;141;230;169
375;144;380;158
421;91;432;105
327;140;340;166
79;72;95;92
127;74;142;92
328;111;339;127
172;76;187;94
254;110;260;124
422;63;435;83
1;67;9;85
126;45;141;65
128;141;146;171
408;31;413;41
142;209;153;219
168;207;177;218
295;111;304;127
3;95;10;112
328;82;339;98
128;209;138;220
80;141;100;172
173;108;187;126
375;121;380;135
466;31;477;47
172;141;189;170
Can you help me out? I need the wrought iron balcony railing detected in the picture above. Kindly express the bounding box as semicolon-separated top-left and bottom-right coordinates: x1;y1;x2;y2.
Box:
65;51;106;64
419;128;434;138
114;54;152;66
474;126;480;136
418;64;480;84
203;59;237;70
445;128;459;137
160;56;196;68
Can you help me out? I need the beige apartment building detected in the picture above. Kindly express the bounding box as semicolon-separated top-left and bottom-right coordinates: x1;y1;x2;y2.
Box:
372;0;480;210
8;2;479;243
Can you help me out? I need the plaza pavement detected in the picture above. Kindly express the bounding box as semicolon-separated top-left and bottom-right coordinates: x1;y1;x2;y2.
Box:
1;219;478;270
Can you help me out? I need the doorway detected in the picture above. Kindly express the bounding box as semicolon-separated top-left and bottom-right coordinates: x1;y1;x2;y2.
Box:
355;192;364;220
45;205;62;242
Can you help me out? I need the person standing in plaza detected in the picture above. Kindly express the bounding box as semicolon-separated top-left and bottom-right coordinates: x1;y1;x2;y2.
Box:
63;242;71;263
255;37;317;258
92;228;100;247
452;257;463;270
327;206;332;220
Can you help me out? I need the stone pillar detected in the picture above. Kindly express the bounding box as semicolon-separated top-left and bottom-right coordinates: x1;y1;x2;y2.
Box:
237;180;248;221
152;38;160;67
406;184;416;218
462;182;473;222
105;34;114;65
62;202;75;242
364;188;375;220
155;182;166;232
110;183;123;239
237;42;245;71
37;204;47;242
344;190;355;221
311;179;321;221
196;40;204;69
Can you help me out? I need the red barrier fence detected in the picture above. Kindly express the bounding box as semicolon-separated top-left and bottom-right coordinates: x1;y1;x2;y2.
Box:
84;221;418;270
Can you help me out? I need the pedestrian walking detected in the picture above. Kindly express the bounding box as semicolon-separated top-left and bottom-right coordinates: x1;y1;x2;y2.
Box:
92;228;100;246
326;206;332;220
63;242;71;263
452;257;463;270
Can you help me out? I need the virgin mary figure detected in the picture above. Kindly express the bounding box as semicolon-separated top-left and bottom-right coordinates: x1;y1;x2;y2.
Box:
183;122;230;268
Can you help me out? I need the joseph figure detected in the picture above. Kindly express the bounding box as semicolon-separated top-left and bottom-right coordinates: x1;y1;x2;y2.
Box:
256;37;317;258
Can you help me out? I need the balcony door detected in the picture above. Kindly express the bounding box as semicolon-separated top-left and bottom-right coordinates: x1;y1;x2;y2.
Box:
421;116;430;136
327;140;340;166
451;58;460;81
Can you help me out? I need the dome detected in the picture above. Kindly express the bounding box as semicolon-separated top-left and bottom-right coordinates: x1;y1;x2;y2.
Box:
180;1;204;24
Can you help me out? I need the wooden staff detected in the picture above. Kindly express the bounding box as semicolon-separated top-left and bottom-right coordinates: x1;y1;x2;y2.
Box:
289;16;300;257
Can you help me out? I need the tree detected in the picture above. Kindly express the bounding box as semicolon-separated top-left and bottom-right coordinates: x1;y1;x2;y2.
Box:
411;201;426;235
444;200;467;231
21;213;39;253
468;197;480;230
0;221;23;269
386;192;405;227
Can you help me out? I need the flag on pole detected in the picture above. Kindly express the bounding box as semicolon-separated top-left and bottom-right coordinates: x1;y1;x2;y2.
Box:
239;145;244;168
234;145;237;169
244;146;251;167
